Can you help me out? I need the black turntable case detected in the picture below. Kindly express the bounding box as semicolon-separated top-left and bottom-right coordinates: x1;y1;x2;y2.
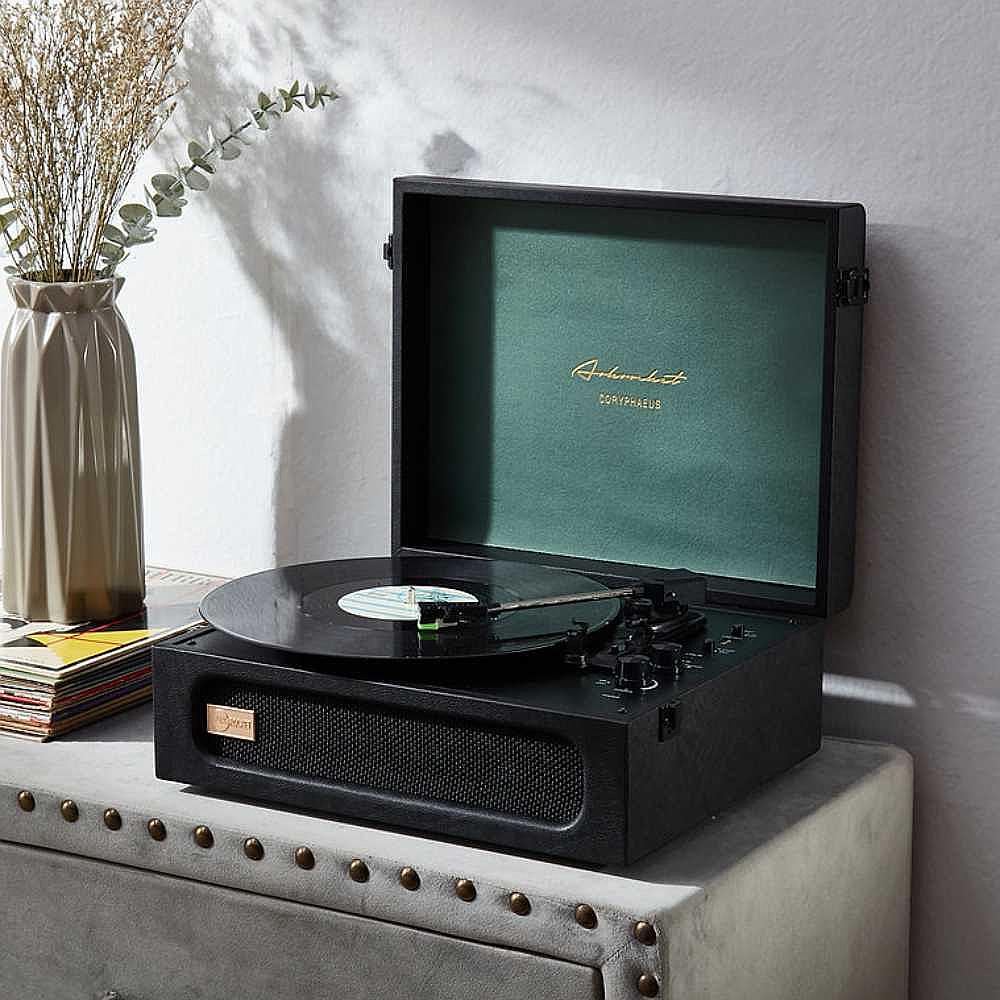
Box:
153;177;867;865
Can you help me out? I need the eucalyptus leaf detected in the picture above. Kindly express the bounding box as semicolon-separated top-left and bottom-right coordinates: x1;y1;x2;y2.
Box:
119;203;153;226
123;226;155;246
183;168;210;191
98;242;125;262
0;210;18;230
188;140;207;160
152;173;183;196
8;229;29;251
122;219;155;237
220;142;241;160
104;224;127;246
155;200;183;218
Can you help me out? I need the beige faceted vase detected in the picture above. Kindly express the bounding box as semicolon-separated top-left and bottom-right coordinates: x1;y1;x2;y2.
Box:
1;276;145;623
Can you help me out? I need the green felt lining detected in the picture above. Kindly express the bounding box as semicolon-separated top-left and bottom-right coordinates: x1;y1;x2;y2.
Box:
424;199;828;590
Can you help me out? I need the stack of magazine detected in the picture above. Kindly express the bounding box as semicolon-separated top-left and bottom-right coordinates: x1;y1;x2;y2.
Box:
0;566;224;741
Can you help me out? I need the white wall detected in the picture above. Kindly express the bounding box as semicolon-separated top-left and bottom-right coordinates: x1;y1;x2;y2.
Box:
126;1;1000;996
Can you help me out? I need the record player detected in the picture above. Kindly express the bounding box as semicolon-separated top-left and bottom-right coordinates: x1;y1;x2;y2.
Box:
153;177;868;865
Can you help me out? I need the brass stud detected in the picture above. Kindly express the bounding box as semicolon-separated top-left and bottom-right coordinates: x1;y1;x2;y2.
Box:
455;878;477;902
60;799;79;823
349;858;369;883
147;818;167;842
294;846;315;870
243;837;264;861
16;790;35;812
194;825;214;849
399;866;420;891
637;973;660;997
633;920;657;946
103;808;122;831
509;892;531;916
575;903;598;929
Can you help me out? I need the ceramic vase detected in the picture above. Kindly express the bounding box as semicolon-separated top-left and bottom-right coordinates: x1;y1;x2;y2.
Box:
1;276;144;623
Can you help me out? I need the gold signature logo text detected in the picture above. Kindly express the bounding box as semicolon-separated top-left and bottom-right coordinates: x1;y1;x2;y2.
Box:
570;358;688;386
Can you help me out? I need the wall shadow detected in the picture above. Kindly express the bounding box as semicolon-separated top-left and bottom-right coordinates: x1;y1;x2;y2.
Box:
171;0;423;566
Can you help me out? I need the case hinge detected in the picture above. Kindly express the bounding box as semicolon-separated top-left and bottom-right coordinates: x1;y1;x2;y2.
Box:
383;232;394;271
836;267;869;307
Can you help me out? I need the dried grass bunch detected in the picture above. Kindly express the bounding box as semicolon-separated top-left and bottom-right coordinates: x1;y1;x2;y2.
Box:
0;0;196;282
0;0;336;284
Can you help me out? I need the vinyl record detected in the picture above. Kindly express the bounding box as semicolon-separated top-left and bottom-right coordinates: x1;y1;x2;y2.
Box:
201;556;624;661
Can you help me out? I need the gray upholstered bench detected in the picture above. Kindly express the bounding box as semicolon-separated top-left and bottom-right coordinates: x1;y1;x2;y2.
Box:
0;705;912;1000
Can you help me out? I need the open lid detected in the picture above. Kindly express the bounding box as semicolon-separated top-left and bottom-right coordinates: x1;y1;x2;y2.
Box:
390;177;867;617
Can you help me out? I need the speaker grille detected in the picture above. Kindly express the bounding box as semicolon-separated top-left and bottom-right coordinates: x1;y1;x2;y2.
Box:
202;682;585;825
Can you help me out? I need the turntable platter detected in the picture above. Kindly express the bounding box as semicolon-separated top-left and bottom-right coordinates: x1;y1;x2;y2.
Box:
200;556;624;660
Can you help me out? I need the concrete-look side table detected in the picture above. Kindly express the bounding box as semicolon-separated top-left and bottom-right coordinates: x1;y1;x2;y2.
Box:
0;705;912;1000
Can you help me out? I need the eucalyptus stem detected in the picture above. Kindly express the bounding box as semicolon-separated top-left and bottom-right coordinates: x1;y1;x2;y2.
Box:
93;80;335;274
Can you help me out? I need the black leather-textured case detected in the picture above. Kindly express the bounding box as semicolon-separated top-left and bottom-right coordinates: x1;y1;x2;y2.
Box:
153;178;865;864
154;614;822;866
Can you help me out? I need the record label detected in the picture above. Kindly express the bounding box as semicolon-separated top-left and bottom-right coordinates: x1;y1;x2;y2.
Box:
337;584;478;622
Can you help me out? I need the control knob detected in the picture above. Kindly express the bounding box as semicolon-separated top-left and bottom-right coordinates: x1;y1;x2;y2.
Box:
616;653;653;692
651;641;684;676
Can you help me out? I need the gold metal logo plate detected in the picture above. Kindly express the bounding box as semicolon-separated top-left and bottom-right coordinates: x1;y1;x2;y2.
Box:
206;704;256;741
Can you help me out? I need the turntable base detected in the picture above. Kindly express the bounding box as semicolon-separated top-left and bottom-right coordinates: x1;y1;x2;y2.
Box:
154;556;824;864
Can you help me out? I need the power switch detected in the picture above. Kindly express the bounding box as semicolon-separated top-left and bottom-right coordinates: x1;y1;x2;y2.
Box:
659;702;681;741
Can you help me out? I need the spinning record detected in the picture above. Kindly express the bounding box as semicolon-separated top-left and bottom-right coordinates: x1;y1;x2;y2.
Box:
201;556;624;661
